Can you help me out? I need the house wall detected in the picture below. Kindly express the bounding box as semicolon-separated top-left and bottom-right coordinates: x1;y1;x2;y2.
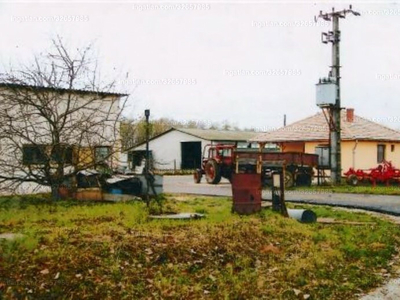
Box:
303;140;400;174
0;87;123;195
132;130;209;170
281;142;304;152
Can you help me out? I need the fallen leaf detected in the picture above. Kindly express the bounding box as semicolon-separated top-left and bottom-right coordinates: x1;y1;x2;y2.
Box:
257;278;265;288
40;269;49;275
293;288;302;296
260;245;280;254
54;272;60;280
268;267;279;273
304;294;310;299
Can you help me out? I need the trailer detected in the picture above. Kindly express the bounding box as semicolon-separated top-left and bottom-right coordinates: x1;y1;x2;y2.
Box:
194;144;318;187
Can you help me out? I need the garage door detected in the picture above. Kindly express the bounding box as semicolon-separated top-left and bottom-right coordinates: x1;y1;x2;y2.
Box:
181;142;202;170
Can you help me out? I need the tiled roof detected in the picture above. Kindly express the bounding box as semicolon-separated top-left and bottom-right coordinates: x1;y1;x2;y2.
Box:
251;111;400;143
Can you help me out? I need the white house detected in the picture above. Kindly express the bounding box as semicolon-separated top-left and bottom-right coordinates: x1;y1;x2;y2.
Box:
0;83;128;194
128;127;263;171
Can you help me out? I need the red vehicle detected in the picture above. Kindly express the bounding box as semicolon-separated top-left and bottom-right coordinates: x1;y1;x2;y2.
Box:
194;144;235;184
194;144;318;187
344;160;400;186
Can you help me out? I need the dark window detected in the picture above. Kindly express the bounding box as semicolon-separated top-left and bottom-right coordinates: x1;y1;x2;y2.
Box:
23;144;74;165
377;144;386;163
51;145;74;164
95;146;111;163
23;145;47;165
128;150;153;167
391;145;395;152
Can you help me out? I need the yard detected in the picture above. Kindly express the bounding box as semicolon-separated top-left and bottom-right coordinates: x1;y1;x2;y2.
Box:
293;184;400;196
1;194;400;299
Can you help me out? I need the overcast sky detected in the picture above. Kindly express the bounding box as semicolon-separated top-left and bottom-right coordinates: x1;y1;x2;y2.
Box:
1;0;400;131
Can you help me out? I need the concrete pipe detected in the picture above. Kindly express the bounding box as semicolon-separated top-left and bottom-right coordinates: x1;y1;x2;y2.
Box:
287;209;317;223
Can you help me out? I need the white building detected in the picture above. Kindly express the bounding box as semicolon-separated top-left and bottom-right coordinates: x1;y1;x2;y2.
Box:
0;83;127;194
128;127;263;171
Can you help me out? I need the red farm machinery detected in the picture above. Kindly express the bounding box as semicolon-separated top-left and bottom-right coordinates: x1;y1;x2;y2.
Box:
193;144;319;188
344;160;400;186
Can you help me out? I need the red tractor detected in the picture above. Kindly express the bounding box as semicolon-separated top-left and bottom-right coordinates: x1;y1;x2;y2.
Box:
194;144;235;184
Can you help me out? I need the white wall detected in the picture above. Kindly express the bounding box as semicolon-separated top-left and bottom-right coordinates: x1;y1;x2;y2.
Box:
0;87;123;194
133;130;209;170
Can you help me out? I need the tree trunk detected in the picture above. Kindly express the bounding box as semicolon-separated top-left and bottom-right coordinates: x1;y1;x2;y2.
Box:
51;183;61;200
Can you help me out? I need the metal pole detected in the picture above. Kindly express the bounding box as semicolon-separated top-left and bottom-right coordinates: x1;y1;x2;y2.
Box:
316;5;360;185
145;109;150;204
330;14;341;185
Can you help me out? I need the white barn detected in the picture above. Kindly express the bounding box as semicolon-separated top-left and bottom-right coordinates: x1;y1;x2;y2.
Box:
128;128;261;171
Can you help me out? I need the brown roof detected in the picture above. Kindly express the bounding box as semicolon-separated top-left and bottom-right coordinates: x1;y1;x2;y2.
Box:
251;111;400;143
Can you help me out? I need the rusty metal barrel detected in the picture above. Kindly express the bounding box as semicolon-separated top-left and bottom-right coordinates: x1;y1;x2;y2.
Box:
231;173;262;214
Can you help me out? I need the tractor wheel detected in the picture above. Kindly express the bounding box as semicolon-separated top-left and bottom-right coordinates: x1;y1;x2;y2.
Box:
193;169;202;184
226;174;232;184
284;171;294;188
205;160;222;184
296;173;312;187
347;174;358;186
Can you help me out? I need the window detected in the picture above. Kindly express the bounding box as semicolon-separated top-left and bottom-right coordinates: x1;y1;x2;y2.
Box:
51;145;74;164
23;145;47;165
377;144;386;163
23;144;74;165
128;150;153;167
95;146;111;164
391;145;395;152
221;148;232;157
315;145;330;168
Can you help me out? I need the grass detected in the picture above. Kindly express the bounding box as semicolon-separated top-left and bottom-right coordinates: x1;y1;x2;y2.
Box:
1;194;400;299
290;183;400;195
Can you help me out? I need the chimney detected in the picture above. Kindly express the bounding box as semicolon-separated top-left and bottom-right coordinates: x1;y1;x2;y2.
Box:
346;108;354;123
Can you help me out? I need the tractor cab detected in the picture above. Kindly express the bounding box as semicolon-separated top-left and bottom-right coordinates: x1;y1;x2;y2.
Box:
194;144;236;184
206;144;234;164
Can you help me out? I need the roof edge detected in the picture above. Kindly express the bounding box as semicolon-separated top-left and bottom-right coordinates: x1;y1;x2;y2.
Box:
0;82;129;98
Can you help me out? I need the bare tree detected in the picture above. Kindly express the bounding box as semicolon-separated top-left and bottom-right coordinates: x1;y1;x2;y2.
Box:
0;37;128;199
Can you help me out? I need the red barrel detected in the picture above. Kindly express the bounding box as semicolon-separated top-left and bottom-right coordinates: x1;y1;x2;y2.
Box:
231;173;262;214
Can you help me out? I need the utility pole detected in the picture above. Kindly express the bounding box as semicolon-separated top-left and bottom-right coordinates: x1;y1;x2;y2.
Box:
315;5;360;185
145;109;150;205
